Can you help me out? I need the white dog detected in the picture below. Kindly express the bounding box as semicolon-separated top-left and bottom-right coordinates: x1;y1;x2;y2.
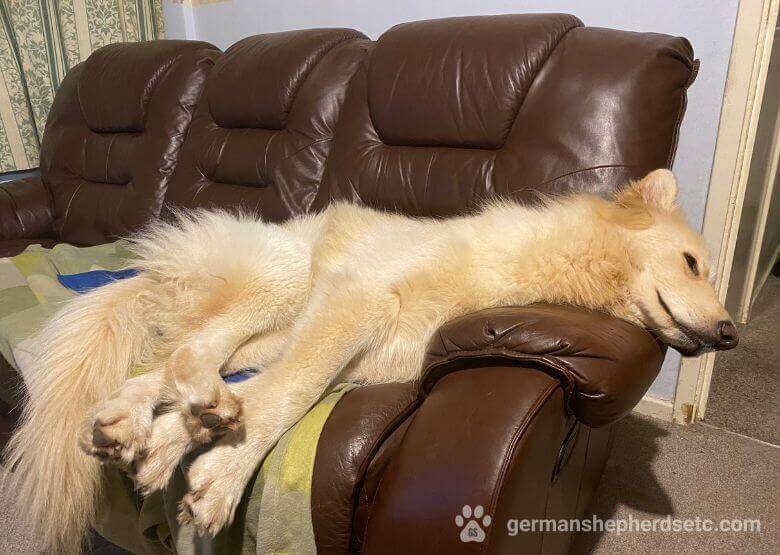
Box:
4;169;737;552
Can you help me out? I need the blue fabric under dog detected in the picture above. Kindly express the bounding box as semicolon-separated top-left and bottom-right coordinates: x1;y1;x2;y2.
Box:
56;268;140;293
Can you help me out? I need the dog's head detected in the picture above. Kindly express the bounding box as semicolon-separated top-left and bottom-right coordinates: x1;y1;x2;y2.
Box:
614;169;738;356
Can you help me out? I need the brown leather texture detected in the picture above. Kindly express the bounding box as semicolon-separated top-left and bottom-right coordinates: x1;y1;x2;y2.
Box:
163;29;369;221
0;175;53;240
315;14;696;215
0;238;57;258
40;40;220;245
422;304;666;428
358;367;567;553
311;383;417;553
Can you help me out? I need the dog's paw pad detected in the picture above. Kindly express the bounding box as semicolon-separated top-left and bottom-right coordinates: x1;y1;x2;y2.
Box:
186;399;243;443
455;505;491;543
80;408;151;465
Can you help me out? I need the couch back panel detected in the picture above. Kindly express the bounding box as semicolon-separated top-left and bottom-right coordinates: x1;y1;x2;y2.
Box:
39;40;220;246
163;29;369;221
315;14;697;216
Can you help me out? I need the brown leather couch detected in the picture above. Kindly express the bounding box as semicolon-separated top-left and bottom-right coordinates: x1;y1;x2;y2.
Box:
0;14;696;554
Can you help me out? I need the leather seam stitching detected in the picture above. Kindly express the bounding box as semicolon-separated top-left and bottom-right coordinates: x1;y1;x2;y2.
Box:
528;163;634;191
422;349;578;399
59;183;81;239
348;396;420;552
484;381;560;552
667;59;698;167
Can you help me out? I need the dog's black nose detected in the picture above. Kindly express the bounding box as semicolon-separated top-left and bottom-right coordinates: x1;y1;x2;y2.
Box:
715;320;738;350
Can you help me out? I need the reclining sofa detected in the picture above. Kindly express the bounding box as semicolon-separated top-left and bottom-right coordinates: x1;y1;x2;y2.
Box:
0;14;696;554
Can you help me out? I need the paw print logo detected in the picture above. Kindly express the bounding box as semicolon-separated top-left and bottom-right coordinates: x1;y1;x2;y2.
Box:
455;504;492;543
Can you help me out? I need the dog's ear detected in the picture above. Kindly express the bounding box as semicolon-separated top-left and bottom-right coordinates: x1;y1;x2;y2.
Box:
615;169;678;211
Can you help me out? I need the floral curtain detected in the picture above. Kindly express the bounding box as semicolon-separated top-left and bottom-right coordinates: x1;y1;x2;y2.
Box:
0;0;165;173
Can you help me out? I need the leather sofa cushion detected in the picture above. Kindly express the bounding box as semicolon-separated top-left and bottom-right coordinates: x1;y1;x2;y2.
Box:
422;304;666;427
311;382;417;552
0;175;52;241
368;14;581;149
163;29;368;221
316;14;697;216
208;29;363;129
41;40;220;246
78;42;195;133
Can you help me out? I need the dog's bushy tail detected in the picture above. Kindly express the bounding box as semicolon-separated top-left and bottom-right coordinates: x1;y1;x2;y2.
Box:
3;275;154;553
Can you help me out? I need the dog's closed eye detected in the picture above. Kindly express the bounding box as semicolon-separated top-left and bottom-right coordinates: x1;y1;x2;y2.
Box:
683;252;699;276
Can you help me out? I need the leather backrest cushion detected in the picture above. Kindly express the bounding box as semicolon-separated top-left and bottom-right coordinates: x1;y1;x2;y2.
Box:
163;29;368;221
317;14;697;216
208;29;363;129
368;15;576;149
78;41;197;133
40;40;220;245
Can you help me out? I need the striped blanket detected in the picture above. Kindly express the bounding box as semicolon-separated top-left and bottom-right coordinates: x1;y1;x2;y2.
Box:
0;241;134;379
0;242;351;554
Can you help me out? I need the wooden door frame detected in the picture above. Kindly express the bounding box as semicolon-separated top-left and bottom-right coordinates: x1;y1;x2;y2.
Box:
672;0;779;424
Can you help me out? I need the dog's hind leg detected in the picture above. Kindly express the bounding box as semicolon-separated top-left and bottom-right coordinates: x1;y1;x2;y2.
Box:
166;259;311;443
167;310;298;444
177;284;399;534
125;210;314;445
134;329;289;495
78;367;168;466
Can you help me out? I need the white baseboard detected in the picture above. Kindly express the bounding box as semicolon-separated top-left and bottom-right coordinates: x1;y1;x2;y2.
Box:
633;395;674;421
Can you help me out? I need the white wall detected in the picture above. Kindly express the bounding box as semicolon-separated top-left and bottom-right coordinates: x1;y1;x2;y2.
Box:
164;0;740;400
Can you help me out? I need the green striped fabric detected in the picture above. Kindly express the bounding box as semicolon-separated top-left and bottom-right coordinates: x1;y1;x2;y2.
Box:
0;241;133;379
0;0;164;172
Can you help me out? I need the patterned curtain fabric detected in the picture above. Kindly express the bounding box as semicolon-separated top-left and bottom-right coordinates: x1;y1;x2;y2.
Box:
0;0;165;173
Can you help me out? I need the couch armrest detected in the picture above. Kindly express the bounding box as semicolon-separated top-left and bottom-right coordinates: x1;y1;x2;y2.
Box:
422;304;665;427
0;174;54;241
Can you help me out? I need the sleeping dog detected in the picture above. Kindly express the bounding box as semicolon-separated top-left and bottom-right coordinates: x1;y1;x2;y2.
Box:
5;169;738;552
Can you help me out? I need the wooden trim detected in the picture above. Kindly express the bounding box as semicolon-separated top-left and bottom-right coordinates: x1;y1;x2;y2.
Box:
738;99;780;322
674;0;779;424
751;243;780;304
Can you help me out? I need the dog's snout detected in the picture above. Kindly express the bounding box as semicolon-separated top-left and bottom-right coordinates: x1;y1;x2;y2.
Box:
714;320;738;350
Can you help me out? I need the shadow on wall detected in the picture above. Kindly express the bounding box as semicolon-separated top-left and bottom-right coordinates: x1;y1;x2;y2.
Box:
572;415;673;553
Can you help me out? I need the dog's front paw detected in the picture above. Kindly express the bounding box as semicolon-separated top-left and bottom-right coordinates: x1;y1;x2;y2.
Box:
79;399;152;465
177;438;259;535
177;451;247;535
183;389;243;444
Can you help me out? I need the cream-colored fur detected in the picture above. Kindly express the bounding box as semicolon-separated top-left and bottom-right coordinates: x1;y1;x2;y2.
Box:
4;170;734;551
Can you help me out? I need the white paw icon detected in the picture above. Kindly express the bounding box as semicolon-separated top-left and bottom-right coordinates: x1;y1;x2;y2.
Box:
455;504;492;543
